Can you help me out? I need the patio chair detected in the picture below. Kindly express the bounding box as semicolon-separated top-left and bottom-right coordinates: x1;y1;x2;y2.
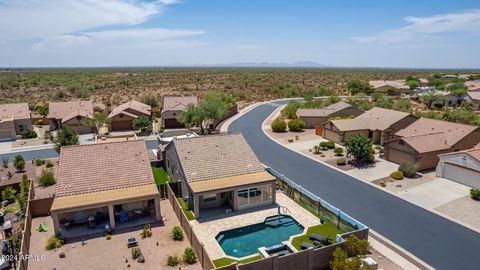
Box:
119;210;128;223
309;234;328;244
300;242;315;250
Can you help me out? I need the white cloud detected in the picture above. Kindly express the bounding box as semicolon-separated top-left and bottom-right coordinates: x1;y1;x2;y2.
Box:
85;28;205;41
353;10;480;44
0;0;177;41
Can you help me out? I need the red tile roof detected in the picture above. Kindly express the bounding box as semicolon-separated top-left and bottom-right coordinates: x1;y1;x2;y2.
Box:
55;140;155;197
48;101;93;122
162;96;197;112
108;100;151;118
0;103;30;120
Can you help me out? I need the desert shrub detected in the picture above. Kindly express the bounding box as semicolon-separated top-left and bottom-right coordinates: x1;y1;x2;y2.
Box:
35;159;45;166
336;158;346;166
343;235;369;257
183;246;197;264
34;119;44;126
470;189;480;200
167;256;179;266
287;118;305;132
398;162;418;178
313;145;321;154
390;171;404;180
13;155;25;172
38;171;56;187
171;226;184;241
2;186;17;202
334;147;344;156
141;224;152;239
131;247;142;259
21;130;37;139
45;160;54;168
271;118;287;132
287;138;294;143
45;234;64;250
106;234;112;240
326;141;335;149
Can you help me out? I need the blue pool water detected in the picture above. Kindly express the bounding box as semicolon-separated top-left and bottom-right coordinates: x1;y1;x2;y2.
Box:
215;215;304;258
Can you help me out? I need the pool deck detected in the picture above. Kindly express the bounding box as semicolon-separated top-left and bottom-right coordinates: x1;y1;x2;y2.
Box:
191;191;318;260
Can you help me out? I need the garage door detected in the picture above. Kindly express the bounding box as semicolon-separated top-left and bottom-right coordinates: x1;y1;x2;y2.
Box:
323;129;342;144
111;120;133;131
443;163;480;189
164;119;184;129
386;148;415;165
0;130;13;141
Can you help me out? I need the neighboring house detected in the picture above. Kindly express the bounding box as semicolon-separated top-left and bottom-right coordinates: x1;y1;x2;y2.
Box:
369;80;410;94
0;103;32;141
440;74;458;80
466;80;480;92
296;101;363;129
164;133;276;219
322;107;417;145
436;148;480;189
108;101;151;131
385;118;480;171
161;96;198;128
50;140;161;237
48;101;94;134
413;86;436;95
464;91;480;110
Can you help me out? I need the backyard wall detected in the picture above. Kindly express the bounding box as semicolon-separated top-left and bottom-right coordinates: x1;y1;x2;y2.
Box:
166;184;215;270
29;197;54;217
16;180;35;270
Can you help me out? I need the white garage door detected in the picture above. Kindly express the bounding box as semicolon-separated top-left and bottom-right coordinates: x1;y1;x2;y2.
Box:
443;163;480;189
0;130;12;141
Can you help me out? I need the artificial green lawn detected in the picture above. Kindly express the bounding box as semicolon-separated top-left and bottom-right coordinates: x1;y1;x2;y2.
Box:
152;167;170;185
176;197;196;220
291;223;343;250
212;255;262;268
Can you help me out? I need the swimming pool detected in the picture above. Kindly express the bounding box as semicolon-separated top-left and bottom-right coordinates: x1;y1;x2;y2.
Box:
215;215;304;258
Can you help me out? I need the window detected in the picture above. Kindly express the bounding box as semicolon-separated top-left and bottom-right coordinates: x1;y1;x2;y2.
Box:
18;125;26;132
203;193;217;202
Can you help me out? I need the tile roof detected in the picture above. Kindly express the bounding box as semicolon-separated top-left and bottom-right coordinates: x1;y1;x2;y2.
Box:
0;103;30;120
169;133;265;182
467;91;480;101
369;80;409;90
162;96;198;112
108;100;151;118
297;101;353;117
55;140;155;197
466;81;480;92
395;118;479;153
48;101;94;122
331;107;412;131
467;149;480;162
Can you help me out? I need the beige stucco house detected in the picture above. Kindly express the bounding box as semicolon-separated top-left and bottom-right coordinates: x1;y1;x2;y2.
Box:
50;140;161;237
369;80;410;94
164;133;276;219
0;103;32;141
385;118;480;171
322;107;417;145
296;101;363;129
108;100;151;131
161;96;198;128
48;101;94;134
436;147;480;189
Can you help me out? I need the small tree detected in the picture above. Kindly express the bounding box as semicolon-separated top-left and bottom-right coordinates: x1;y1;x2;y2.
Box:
183;246;197;264
83;110;111;133
2;186;17;202
13;155;25;172
171;226;184;241
344;135;374;163
271;118;287;132
37;104;49;117
288;119;305;132
343;235;369;257
398;162;418;178
38;171;56;187
139;93;158;107
55;126;79;153
133;116;151;133
330;247;348;270
282;101;301;119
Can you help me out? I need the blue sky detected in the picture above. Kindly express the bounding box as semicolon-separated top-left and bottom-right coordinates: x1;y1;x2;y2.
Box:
0;0;479;68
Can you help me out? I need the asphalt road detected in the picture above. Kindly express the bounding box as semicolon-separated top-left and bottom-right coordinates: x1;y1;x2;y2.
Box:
229;102;480;270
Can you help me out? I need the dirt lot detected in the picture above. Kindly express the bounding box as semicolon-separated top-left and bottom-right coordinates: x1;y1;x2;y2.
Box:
28;200;201;270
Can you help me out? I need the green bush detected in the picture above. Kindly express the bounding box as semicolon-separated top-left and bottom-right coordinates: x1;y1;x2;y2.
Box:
183;246;197;264
2;186;17;202
38;171;56;187
470;189;480;200
334;147;344;156
326;141;335;149
167;255;179;266
287;118;305;132
336;158;346;166
131;247;142;259
271;118;287;132
45;234;64;250
21;130;37;139
319;141;328;149
13;155;25;172
398;162;418;178
35;159;45;166
171;226;184;241
390;171;404;180
45;160;54;168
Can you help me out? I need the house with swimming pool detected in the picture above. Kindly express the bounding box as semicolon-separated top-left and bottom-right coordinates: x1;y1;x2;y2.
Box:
164;132;277;219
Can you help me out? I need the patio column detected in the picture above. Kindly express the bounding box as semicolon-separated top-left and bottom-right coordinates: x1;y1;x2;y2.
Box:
271;182;277;204
154;196;161;220
51;212;61;235
194;194;200;219
232;189;238;211
108;204;115;229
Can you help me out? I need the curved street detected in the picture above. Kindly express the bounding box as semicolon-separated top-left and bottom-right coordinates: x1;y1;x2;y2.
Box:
228;102;480;270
